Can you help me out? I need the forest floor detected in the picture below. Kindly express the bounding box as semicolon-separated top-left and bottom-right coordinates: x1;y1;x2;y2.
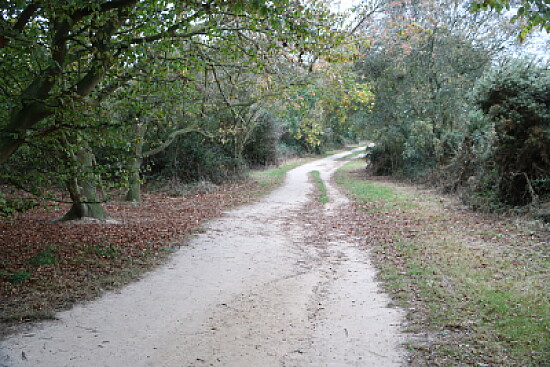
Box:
0;155;322;329
1;149;548;366
0;180;268;328
1;148;406;366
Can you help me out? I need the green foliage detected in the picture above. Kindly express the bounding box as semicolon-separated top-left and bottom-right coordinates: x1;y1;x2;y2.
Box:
276;62;374;154
0;193;38;219
367;135;406;176
0;136;66;193
242;111;281;166
29;247;59;266
439;59;550;211
0;0;343;213
402;121;439;175
280;85;325;153
357;28;490;177
470;59;550;205
6;270;32;285
152;133;243;185
471;0;550;38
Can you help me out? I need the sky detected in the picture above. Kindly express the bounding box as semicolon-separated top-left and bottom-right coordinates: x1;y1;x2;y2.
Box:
330;0;548;60
332;0;358;11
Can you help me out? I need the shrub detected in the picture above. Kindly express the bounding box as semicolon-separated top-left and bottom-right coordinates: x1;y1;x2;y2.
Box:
242;111;281;166
0;193;37;219
151;133;243;185
368;121;442;178
368;133;406;176
471;60;550;205
402;120;438;176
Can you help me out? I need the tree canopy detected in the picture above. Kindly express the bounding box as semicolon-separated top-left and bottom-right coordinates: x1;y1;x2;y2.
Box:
471;0;550;38
0;0;338;163
1;0;547;219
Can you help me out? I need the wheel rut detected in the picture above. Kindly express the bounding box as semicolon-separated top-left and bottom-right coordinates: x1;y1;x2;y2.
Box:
1;148;405;367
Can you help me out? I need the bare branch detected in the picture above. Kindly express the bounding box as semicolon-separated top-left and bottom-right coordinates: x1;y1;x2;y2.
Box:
14;1;40;32
143;127;213;158
350;0;384;35
0;1;40;48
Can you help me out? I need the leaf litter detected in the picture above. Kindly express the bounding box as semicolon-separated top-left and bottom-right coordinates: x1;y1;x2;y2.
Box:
0;180;263;333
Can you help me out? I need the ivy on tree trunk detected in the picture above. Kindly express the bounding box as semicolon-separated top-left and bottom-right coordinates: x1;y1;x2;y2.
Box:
59;139;108;221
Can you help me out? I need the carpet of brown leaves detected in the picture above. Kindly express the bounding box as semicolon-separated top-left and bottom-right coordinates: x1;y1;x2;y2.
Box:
0;181;262;328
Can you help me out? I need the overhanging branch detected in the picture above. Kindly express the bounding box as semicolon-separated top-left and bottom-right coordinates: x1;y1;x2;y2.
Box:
142;127;213;158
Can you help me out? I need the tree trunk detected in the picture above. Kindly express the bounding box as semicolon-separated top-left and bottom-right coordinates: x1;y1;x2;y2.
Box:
59;179;109;221
59;140;108;221
125;121;145;202
123;122;205;202
125;156;143;202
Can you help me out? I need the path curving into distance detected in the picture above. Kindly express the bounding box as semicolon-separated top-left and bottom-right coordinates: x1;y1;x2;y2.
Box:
1;147;405;367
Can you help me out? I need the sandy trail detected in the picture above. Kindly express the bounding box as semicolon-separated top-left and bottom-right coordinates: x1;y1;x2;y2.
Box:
1;148;405;367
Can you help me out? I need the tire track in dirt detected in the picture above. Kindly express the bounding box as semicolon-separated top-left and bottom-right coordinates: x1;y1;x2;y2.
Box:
1;148;405;367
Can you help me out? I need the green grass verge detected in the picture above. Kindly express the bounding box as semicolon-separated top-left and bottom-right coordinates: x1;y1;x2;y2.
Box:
248;158;314;197
335;160;550;366
309;170;329;204
335;160;417;210
336;149;365;161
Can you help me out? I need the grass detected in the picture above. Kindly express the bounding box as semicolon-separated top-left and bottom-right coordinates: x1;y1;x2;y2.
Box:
248;158;314;196
28;246;59;266
336;149;365;161
335;160;417;210
85;243;120;259
6;271;32;285
309;170;329;204
335;161;550;366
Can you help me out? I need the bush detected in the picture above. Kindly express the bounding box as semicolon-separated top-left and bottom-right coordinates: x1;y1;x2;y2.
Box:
368;133;406;176
149;133;243;185
368;120;444;178
279;130;308;155
402;120;438;176
472;60;550;205
242;111;281;166
0;193;37;219
442;60;550;211
436;110;495;192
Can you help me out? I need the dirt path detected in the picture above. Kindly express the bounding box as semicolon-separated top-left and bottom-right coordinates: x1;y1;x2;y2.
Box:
0;148;405;367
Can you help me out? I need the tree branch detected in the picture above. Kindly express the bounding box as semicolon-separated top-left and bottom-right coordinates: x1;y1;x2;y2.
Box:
350;1;384;35
0;1;40;48
14;1;40;32
71;0;138;23
142;127;213;158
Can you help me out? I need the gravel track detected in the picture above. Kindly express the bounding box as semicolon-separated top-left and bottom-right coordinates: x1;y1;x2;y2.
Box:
1;148;405;367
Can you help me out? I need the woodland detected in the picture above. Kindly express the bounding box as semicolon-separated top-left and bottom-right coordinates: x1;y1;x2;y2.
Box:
0;0;548;221
0;1;549;364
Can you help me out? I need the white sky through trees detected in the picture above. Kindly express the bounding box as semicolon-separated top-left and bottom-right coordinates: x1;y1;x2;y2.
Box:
333;0;548;59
